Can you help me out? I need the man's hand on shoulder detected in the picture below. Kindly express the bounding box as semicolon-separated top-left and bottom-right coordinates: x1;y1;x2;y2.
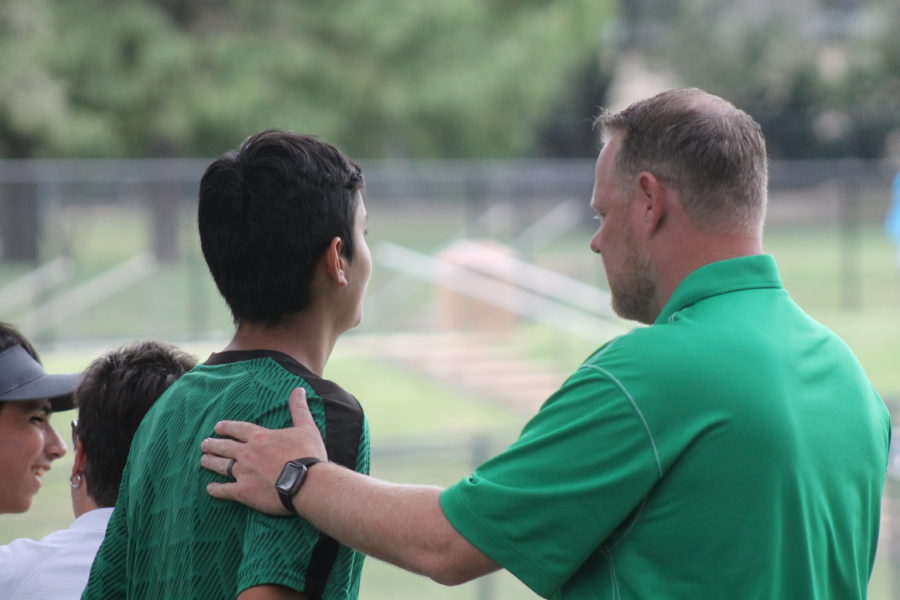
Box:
201;387;326;515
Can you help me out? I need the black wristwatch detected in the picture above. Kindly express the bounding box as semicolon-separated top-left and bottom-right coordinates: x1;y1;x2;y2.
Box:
275;457;321;514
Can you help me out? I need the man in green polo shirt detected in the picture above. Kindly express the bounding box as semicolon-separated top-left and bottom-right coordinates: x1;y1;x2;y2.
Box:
83;130;373;599
199;89;890;599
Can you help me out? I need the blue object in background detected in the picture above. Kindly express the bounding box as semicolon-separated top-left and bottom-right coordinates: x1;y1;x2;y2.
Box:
887;172;900;243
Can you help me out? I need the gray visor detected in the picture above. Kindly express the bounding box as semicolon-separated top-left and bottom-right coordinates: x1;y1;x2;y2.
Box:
0;345;82;411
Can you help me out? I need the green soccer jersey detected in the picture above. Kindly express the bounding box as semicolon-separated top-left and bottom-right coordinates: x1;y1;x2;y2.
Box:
83;350;369;599
441;255;890;600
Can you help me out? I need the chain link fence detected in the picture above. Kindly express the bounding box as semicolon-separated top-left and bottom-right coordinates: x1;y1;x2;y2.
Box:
1;158;898;598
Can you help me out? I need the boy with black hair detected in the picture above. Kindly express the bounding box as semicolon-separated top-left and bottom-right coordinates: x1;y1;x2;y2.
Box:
0;321;79;514
85;130;372;600
0;340;195;599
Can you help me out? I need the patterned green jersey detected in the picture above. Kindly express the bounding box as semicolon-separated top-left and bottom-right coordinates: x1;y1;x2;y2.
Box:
83;350;369;599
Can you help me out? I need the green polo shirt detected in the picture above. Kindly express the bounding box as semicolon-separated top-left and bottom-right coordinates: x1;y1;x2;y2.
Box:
441;254;890;600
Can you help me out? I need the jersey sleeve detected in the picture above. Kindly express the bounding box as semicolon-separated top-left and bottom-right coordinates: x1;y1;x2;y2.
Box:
440;367;661;598
233;383;341;595
236;511;321;594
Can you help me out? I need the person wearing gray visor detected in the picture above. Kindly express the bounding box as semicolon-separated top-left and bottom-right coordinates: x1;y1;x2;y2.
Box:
0;321;81;514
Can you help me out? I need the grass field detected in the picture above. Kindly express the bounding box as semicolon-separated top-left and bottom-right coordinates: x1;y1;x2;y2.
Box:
2;200;899;599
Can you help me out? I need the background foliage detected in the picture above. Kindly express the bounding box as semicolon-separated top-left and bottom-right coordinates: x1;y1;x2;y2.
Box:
633;0;900;159
2;2;900;598
0;0;615;158
2;0;899;160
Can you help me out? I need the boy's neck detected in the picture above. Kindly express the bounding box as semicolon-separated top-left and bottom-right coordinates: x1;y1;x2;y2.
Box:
223;314;338;377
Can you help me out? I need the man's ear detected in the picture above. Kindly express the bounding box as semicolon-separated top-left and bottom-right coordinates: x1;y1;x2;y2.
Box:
636;171;668;236
322;236;348;287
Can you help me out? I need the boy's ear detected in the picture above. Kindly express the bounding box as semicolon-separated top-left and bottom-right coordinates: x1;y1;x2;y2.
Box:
323;236;348;287
73;439;87;475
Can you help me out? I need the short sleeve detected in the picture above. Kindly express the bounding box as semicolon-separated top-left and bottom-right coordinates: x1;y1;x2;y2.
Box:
233;382;333;595
440;368;660;598
236;512;321;593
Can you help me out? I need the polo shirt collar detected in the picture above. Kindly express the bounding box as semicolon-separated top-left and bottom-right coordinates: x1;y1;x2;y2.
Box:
655;254;783;324
71;507;114;531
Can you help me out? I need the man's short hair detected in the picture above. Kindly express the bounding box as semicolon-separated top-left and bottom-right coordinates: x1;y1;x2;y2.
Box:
74;341;196;507
596;88;768;233
198;129;364;326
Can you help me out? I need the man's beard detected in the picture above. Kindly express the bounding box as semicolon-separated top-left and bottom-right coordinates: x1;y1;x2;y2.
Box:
610;235;657;325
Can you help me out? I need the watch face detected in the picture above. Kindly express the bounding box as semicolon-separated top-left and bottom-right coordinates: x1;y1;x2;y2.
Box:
276;462;306;494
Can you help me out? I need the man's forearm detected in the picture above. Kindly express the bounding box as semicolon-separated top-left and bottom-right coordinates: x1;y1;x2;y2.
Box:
201;389;498;584
295;462;497;585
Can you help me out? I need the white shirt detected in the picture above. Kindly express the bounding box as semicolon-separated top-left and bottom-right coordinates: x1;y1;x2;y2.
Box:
0;507;112;600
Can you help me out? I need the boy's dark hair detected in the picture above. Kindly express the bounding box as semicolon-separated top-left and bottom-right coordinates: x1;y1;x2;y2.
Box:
198;129;364;326
74;341;196;507
0;321;40;361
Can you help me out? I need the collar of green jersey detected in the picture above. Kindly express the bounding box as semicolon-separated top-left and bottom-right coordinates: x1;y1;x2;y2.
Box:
655;254;783;324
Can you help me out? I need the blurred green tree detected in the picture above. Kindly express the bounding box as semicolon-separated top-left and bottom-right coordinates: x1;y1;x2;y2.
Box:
0;0;64;157
1;0;615;158
0;0;62;259
630;0;900;159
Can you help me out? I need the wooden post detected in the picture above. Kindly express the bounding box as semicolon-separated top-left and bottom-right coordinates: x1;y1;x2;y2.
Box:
149;181;182;263
0;182;40;262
